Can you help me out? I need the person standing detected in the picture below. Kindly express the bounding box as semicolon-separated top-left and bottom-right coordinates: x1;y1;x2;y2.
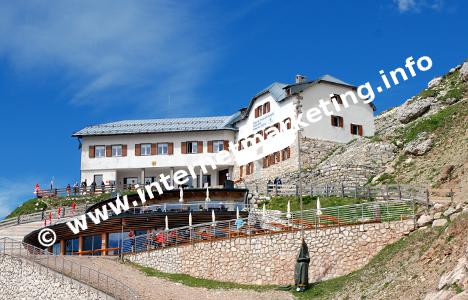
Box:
66;184;71;197
34;183;41;198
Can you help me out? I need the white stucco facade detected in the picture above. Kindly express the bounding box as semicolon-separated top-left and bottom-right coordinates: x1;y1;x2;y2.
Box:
75;75;375;185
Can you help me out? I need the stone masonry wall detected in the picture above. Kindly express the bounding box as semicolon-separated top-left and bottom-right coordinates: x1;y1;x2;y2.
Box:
0;255;107;300
233;137;339;188
127;219;414;285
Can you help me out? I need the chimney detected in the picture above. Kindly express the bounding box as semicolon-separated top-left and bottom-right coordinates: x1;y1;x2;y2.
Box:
295;74;307;83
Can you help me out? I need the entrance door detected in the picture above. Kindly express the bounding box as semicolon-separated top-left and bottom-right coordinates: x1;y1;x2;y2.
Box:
218;169;229;186
124;177;139;185
94;174;103;186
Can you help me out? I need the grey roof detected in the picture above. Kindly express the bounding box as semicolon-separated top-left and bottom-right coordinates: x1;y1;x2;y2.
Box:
73;115;237;137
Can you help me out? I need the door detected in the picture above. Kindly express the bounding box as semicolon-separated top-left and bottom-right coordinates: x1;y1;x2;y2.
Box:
218;169;229;186
94;174;103;186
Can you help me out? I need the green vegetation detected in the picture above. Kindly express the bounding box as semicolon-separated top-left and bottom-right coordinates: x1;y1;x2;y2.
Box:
371;172;396;185
399;100;464;143
126;261;276;292
439;70;466;102
5;192;120;219
418;88;437;98
260;195;367;212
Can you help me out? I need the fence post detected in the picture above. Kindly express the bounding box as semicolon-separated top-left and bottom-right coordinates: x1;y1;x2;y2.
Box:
398;184;402;201
354;185;358;199
426;188;430;212
295;184;299;196
310;185;313;197
341;183;345;198
326;184;329;197
275;184;278;196
17;216;20;225
450;188;454;204
266;183;269;196
367;186;371;201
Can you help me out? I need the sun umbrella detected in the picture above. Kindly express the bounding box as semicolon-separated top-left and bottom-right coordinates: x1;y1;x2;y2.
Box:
294;239;310;292
286;200;291;219
211;209;216;226
179;187;184;203
236;206;240;219
165;215;169;231
205;186;210;202
316;197;322;216
188;212;192;227
262;203;266;216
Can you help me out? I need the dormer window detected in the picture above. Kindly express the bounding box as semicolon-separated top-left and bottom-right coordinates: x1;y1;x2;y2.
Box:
331;94;343;105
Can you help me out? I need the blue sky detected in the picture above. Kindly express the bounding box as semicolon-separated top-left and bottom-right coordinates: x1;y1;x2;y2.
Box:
0;0;467;218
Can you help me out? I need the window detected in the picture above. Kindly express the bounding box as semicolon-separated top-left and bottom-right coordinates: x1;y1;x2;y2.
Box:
213;141;224;153
202;175;211;187
141;144;151;156
281;147;291;161
331;94;343;105
254;106;263;118
263;101;270;114
246;162;254;175
157;143;168;155
350;124;363;136
95;146;105;158
331;115;344;128
112;145;122;157
186;141;198;154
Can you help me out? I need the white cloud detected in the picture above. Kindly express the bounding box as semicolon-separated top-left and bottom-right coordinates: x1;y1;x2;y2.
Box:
0;178;35;219
0;1;218;113
394;0;445;13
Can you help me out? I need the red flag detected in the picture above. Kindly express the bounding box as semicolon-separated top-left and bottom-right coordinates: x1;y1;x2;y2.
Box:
49;211;52;222
57;207;61;219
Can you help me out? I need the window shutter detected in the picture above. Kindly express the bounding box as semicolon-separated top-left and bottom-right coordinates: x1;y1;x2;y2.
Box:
223;140;229;151
181;142;187;154
254;108;258;118
358;125;363;136
168;143;174;155
151;144;157;155
197;141;203;153
350;124;354;134
263;157;268;168
122;145;127;157
106;146;112;157
135;144;141;156
207;141;213;153
89;146;95;158
240;166;243;178
339;117;344;128
331;116;334;126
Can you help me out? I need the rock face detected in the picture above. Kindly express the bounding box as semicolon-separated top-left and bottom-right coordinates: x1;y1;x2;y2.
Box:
428;77;442;88
398;98;432;124
404;133;433;156
417;214;434;227
460;62;468;81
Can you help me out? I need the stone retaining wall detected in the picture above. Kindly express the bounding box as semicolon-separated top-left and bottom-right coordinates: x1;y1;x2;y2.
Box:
127;219;414;285
0;255;107;300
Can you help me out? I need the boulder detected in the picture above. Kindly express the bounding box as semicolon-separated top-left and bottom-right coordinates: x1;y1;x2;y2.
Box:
417;214;434;227
434;212;443;219
460;62;468;81
398;98;432;124
404;134;433;156
428;77;442;88
432;218;448;227
443;206;458;217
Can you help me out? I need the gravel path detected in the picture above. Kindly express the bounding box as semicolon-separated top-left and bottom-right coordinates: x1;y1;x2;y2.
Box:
67;256;294;300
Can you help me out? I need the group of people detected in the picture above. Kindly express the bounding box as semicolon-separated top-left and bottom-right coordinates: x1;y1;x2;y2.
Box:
35;180;114;199
267;176;283;193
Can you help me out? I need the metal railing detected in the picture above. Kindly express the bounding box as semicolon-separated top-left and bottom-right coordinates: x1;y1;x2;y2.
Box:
265;183;430;204
0;204;89;229
0;237;139;299
122;200;415;256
